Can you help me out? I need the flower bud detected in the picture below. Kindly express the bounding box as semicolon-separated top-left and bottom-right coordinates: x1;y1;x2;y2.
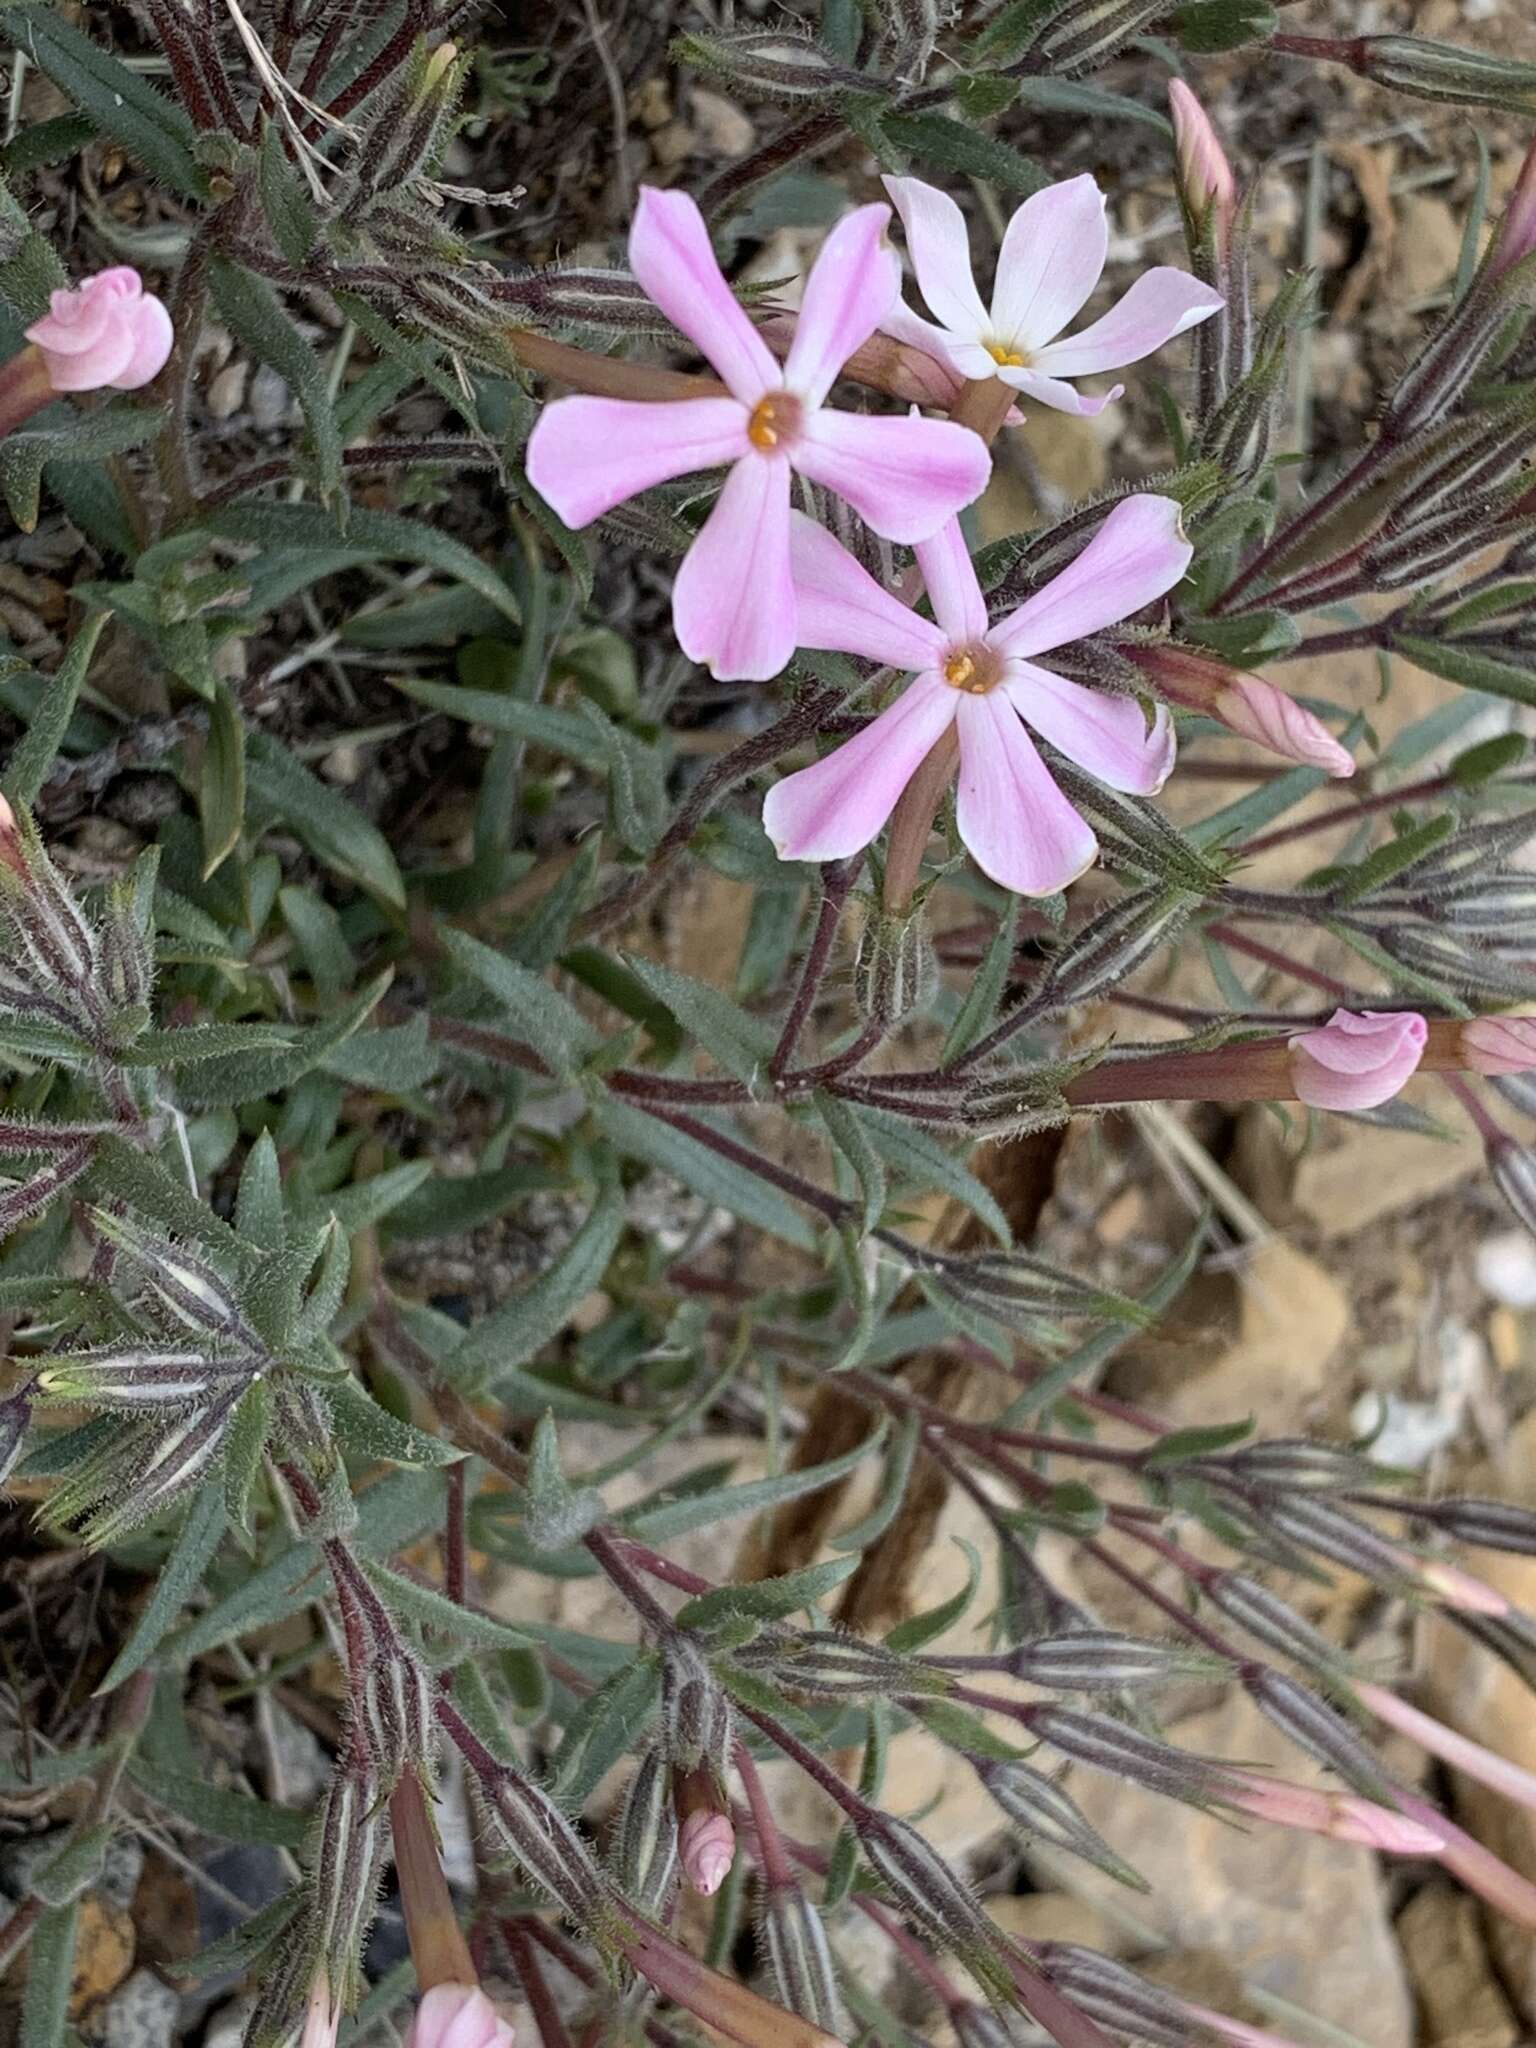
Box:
1288;1009;1427;1112
404;1984;516;2048
1491;138;1536;282
23;267;172;394
1203;1571;1348;1677
1168;80;1237;258
1348;35;1536;117
34;1344;252;1409
1407;1494;1536;1556
1491;1136;1536;1237
1219;1769;1444;1854
1026;1705;1223;1805
1034;887;1195;1011
853;904;934;1026
1034;1946;1189;2048
672;29;868;99
1243;1667;1394;1799
678;1807;735;1897
1461;1015;1536;1076
1355;1680;1536;1816
1007;1629;1221;1692
977;1758;1148;1889
953;2006;1017;2048
616;1751;678;1913
760;1884;844;2033
484;1768;607;1921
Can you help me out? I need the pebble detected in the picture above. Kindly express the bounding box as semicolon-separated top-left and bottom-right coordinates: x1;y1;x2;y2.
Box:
205;361;248;421
690;88;755;159
248;364;295;431
1477;1230;1536;1308
99;1969;179;2048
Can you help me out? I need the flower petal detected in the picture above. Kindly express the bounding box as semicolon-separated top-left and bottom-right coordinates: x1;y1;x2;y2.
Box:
989;174;1107;352
1006;661;1175;794
882;175;991;341
108;295;174;389
995;364;1123;416
763;675;957;863
41;324;137;392
785;203;900;408
673;455;795;680
1034;268;1225;379
988;494;1192;659
954;691;1098;896
525;394;748;528
794;407;990;544
1288;1009;1427;1111
880;301;997;383
628;185;779;403
915;516;987;642
788;511;946;671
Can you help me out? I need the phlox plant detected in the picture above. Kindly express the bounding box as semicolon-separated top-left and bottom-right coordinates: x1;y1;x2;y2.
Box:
9;6;1536;2048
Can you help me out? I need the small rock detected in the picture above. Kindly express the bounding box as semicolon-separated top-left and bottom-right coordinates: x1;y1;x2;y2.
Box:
1488;1305;1524;1372
200;1999;254;2048
1395;194;1462;301
69;1895;137;2018
1477;1231;1536;1308
99;1968;179;2048
248;363;294;431
648;121;695;169
99;1835;145;1912
1289;1101;1482;1235
1397;1883;1519;2048
690;87;754;159
986;1891;1126;1954
205;361;248;421
629;77;670;130
1063;1689;1414;2048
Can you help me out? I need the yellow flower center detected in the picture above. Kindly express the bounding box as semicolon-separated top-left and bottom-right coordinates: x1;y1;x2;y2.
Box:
986;341;1029;368
748;393;801;450
943;643;1003;694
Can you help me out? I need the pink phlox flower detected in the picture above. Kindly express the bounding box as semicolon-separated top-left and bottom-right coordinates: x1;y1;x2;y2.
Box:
525;187;991;681
1288;1009;1427;1112
762;494;1191;897
403;1984;516;2048
879;172;1223;418
24;267;172;393
1220;1769;1445;1855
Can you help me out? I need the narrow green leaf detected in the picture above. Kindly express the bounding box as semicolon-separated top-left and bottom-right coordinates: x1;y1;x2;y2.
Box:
885;1538;981;1653
96;1483;227;1694
816;1091;887;1236
622;1420;886;1542
441;928;599;1083
676;1555;859;1631
20;1903;78;2048
200;676;246;878
127;1754;307;1846
621;953;775;1088
446;1163;623;1388
881;109;1045;193
6;7;205;195
246;731;405;909
209;258;343;507
5;610;109;806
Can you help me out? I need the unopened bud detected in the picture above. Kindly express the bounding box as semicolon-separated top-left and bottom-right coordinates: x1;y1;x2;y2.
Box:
1168;80;1237;258
672;29;868;99
854;904;934;1026
485;1768;606;1920
1347;34;1536;116
1492;138;1536;283
1354;1679;1536;1816
760;1884;844;2033
859;1814;995;1958
954;2007;1018;2048
1408;1494;1536;1556
1035;0;1165;71
1243;1667;1394;1798
1415;1557;1510;1617
1027;1705;1223;1805
678;1804;735;1898
1034;887;1195;1011
616;1751;678;1913
978;1758;1148;1889
662;1648;734;1780
1492;1136;1536;1237
1035;1946;1190;2048
1008;1629;1221;1691
1220;1769;1444;1854
360;1649;432;1782
0;792;23;877
34;1344;254;1409
1203;1571;1348;1677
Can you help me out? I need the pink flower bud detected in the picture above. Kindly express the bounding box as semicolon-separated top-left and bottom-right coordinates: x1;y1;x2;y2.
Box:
1491;138;1536;282
1356;1681;1536;1815
1168;79;1237;254
0;793;22;878
1288;1009;1427;1112
679;1808;736;1896
1413;1557;1510;1616
404;1984;516;2048
1215;673;1356;778
24;267;172;394
1221;1770;1445;1855
1461;1014;1536;1076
